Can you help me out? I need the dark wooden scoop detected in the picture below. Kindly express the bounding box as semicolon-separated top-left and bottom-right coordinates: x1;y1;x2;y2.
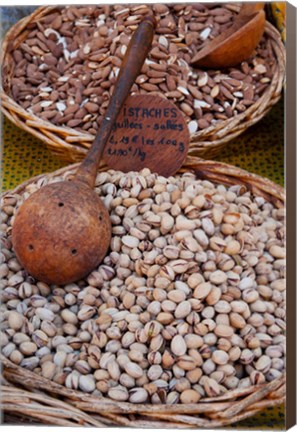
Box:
191;3;265;69
12;15;156;286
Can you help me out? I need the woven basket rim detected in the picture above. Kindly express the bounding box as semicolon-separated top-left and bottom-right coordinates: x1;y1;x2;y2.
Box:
1;355;286;428
0;5;286;162
2;156;285;205
1;156;285;427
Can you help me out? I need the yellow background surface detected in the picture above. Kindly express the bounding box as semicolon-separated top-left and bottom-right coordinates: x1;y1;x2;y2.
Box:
2;98;284;192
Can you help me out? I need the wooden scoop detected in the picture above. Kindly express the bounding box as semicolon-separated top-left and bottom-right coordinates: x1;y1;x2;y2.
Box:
191;3;266;69
12;15;156;286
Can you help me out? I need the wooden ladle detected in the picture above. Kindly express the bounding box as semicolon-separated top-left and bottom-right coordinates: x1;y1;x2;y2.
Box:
191;3;265;69
12;15;156;286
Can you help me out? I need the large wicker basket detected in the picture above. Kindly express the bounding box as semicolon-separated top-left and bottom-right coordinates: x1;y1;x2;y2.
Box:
1;157;285;427
0;5;285;162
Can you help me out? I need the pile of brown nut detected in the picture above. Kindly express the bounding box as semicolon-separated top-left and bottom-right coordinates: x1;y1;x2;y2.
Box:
0;168;285;404
9;4;275;136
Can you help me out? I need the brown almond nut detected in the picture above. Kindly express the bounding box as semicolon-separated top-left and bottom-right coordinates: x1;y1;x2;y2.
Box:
40;110;57;120
67;119;83;128
64;103;80;116
166;75;177;91
198;119;210;129
43;54;58;66
83;87;104;97
84;102;99;113
74;107;87;119
149;77;166;85
147;69;166;78
140;83;160;92
165;90;183;98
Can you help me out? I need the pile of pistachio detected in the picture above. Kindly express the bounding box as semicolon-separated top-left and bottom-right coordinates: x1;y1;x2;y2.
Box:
0;168;285;404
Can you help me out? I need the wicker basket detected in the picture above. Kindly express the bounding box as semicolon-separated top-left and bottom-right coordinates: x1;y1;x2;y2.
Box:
1;157;285;427
1;6;286;162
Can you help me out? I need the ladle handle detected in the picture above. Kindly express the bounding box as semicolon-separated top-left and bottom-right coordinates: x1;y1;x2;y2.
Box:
75;15;156;187
239;2;265;17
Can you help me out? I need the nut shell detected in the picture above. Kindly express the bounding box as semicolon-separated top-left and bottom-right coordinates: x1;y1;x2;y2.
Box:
12;180;111;285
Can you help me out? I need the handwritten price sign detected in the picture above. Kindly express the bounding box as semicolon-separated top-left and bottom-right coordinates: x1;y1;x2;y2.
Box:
103;95;190;177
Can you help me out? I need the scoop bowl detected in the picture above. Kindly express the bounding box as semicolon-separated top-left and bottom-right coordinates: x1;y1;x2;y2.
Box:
191;5;266;69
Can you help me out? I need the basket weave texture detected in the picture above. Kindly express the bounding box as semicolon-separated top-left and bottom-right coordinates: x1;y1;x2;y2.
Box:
1;157;285;427
0;6;286;162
